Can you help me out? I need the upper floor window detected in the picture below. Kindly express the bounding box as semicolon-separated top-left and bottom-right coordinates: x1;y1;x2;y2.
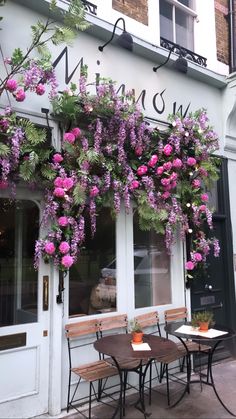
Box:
160;0;196;50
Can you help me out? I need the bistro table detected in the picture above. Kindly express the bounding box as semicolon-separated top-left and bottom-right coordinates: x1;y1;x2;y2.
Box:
94;333;179;419
165;321;236;416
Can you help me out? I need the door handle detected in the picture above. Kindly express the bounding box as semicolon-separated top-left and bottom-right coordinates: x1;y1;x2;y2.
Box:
205;284;213;291
43;275;49;311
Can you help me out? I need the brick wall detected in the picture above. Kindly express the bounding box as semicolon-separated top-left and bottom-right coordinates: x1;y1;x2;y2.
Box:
215;0;229;65
112;0;148;25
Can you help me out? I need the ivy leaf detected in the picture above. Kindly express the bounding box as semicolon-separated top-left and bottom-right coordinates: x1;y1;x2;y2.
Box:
0;142;10;156
73;183;86;205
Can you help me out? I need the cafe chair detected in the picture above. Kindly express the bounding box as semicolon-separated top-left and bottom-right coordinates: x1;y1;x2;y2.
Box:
65;319;119;419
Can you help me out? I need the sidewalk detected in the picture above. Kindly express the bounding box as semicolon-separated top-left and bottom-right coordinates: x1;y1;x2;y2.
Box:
61;358;236;419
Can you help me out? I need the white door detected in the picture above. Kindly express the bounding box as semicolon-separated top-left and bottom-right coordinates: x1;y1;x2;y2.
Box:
0;197;50;418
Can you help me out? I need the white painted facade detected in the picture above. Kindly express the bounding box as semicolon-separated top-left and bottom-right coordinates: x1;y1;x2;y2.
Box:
0;1;235;417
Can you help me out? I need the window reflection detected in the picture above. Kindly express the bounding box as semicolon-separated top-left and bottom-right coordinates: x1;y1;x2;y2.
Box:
69;208;116;316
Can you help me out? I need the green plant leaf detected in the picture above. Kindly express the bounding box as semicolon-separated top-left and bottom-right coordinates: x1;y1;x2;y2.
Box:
0;142;10;156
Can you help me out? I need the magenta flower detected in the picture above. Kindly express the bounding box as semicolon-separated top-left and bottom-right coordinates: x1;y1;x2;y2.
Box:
201;193;209;202
192;179;201;189
0;180;8;189
163;144;173;156
156;166;164;175
6;78;18;92
137;165;148;176
172;158;182;169
162;191;170;200
58;216;69;227
54;177;64;188
199;205;206;212
53;187;65;198
36;84;45;95
161;178;170;186
130;180;139;189
192;252;202;262
135;146;143;156
90;186;99;197
187;157;197;166
163;161;172;171
71;127;81;138
185;261;195;270
63;132;75;144
63;177;74;190
61;254;74;268
59;241;70;254
148;154;158;167
53;153;63;163
15;89;26;102
44;242;56;255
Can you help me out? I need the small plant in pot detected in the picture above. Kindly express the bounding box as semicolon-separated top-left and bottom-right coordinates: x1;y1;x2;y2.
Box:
130;320;143;343
191;311;214;332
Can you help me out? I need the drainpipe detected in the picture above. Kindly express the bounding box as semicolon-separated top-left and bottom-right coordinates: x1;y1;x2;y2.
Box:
228;0;236;73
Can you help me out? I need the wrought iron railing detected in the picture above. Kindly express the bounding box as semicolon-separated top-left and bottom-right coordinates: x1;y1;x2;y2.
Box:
160;37;207;68
81;0;97;15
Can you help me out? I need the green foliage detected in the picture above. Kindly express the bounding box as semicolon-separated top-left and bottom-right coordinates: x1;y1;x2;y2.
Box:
129;320;143;333
191;310;214;327
11;48;24;66
64;0;91;31
0;142;10;156
136;192;168;234
73;183;86;205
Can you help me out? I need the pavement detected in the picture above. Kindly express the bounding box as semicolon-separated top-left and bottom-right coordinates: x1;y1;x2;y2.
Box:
59;358;236;419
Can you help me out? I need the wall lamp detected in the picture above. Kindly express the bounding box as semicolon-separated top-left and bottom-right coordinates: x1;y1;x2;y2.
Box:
153;45;188;74
98;17;133;52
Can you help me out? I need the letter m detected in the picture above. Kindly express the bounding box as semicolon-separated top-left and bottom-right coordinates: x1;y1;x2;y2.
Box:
52;47;84;84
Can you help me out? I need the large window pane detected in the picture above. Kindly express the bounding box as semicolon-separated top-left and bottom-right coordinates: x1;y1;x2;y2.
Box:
0;199;39;326
133;213;171;308
176;8;194;49
69;208;116;316
160;0;173;42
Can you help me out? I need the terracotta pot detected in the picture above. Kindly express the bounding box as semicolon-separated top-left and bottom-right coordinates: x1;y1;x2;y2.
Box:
199;321;209;332
132;331;143;343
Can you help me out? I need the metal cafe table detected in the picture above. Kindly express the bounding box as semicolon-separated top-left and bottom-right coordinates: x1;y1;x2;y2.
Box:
94;333;179;418
165;321;236;416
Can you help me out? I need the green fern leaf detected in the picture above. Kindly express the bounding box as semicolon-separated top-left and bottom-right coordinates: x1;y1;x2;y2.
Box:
73;183;86;205
0;142;10;156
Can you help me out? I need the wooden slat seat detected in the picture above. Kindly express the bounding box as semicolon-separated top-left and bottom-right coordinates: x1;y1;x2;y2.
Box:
72;359;118;382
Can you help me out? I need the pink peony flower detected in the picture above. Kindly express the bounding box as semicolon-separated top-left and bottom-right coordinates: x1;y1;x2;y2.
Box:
54;177;64;188
0;180;8;189
148;154;158;167
163;144;173;156
64;132;75;144
15;88;26;102
192;252;202;262
53;153;63;164
36;83;45;95
135;146;143;156
185;261;195;270
6;78;18;92
130;180;140;189
59;241;70;254
170;180;177;189
199;167;208;177
201;193;209;202
63;177;74;190
163;161;172;171
71;127;81;138
137;165;148;176
90;186;99;197
44;242;56;255
162;191;170;200
170;172;178;181
61;254;74;268
187;157;197;166
172;158;183;169
161;178;170;186
199;205;206;212
156;166;164;175
53;187;65;198
192;179;201;189
58;216;69;227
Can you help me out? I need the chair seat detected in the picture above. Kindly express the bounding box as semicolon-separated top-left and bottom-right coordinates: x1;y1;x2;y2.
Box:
72;359;118;382
178;341;211;353
158;347;187;364
106;356;141;370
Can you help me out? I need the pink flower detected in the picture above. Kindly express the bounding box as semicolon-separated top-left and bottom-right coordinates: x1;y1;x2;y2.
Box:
54;177;64;188
199;205;206;212
135;147;143;156
199;167;208;177
0;180;8;189
6;78;18;92
162;191;170;200
201;193;209;202
137;165;148;176
71;127;81;138
163;162;172;171
192;252;202;262
161;178;170;186
192;179;201;189
63;177;74;190
58;216;69;227
187;157;197;166
156;166;164;175
90;186;99;197
173;158;183;169
53;187;65;198
163;144;173;156
170;172;178;181
53;153;63;164
15;88;26;102
64;132;75;144
148;154;158;167
170;180;177;189
130;180;139;190
44;242;56;255
61;254;74;268
36;84;45;95
59;241;70;254
185;261;195;270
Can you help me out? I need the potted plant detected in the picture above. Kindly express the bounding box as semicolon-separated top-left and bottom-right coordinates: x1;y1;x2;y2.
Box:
130;320;144;343
191;310;214;332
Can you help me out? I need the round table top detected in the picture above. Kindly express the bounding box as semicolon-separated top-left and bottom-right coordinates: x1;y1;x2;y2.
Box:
165;321;236;342
94;333;179;360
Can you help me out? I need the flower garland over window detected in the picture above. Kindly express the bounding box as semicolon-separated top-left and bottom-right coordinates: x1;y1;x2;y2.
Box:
0;68;220;279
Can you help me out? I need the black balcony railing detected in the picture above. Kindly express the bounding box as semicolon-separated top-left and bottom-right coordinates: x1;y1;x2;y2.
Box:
160;37;207;68
81;0;97;15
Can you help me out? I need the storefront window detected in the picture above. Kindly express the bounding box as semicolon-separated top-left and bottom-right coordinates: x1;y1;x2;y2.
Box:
0;199;39;326
69;208;116;316
133;213;171;308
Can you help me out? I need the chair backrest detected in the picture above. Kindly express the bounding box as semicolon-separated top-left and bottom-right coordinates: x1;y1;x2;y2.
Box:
134;311;161;336
98;313;128;335
164;307;188;324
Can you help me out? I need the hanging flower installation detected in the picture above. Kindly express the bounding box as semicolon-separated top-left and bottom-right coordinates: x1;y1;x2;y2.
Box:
0;68;220;277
